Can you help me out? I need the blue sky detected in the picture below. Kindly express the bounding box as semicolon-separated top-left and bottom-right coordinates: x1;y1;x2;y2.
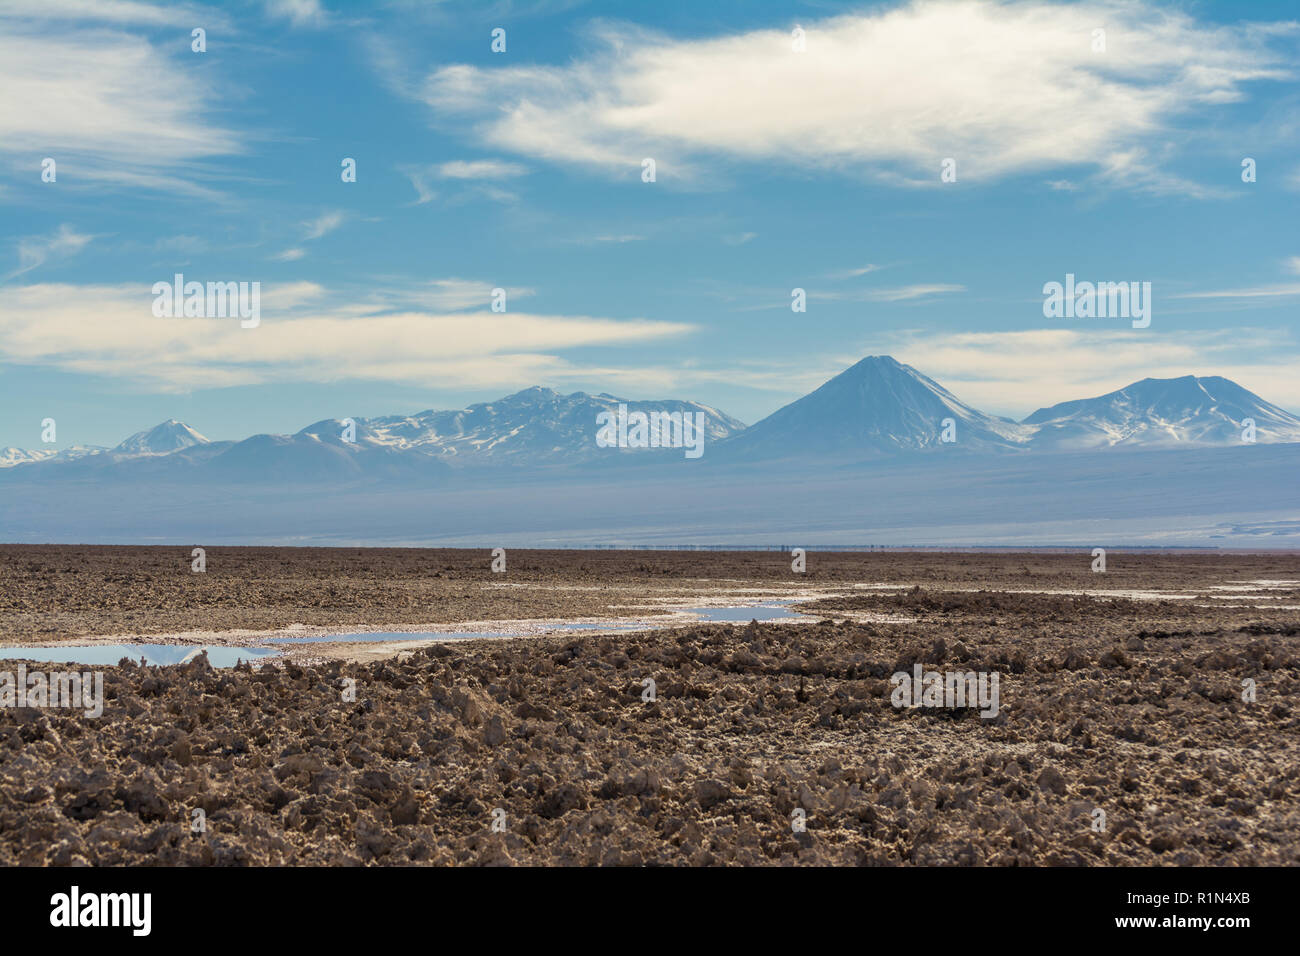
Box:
1;0;1298;450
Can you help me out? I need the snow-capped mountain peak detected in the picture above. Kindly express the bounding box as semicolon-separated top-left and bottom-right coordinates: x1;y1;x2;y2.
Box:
3;366;1297;476
718;355;1031;460
297;387;747;462
0;447;56;467
1022;375;1300;448
112;420;210;456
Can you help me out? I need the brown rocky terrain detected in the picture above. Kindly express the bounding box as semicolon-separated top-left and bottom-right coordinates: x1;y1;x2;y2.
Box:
0;547;1296;866
2;544;1296;641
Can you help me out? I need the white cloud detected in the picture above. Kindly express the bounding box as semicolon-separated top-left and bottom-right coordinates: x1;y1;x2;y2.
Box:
0;281;694;391
827;263;884;279
0;5;238;195
1171;285;1300;300
273;248;307;262
401;166;439;204
401;162;525;205
265;0;327;28
1;0;211;26
880;328;1300;416
871;284;966;302
1094;148;1234;199
302;211;345;241
1166;258;1300;301
372;279;535;313
815;284;966;303
436;160;528;180
414;1;1294;190
5;226;93;280
723;280;965;312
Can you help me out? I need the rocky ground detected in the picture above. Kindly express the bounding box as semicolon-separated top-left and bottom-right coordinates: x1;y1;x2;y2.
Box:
2;544;1297;640
0;547;1296;865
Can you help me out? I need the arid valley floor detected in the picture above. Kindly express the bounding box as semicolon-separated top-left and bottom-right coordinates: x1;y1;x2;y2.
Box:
0;546;1296;865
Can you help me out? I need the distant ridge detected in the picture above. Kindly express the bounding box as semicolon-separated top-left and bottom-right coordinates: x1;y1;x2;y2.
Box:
2;360;1297;475
1023;375;1300;448
295;387;746;464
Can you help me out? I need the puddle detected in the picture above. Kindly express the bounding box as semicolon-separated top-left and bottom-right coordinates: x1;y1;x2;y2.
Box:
269;630;513;644
685;602;812;622
268;603;815;645
274;620;653;644
0;645;278;668
1208;581;1300;592
8;602;822;664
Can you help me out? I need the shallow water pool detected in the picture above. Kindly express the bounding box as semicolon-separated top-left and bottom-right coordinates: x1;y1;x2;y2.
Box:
685;601;811;622
268;630;512;644
269;603;812;643
0;645;278;668
1;603;816;665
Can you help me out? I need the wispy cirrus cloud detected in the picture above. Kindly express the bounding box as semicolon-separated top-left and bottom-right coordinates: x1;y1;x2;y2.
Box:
0;0;211;26
0;2;240;196
410;1;1295;192
274;211;347;259
0;281;693;391
708;277;966;311
436;160;527;180
264;0;327;28
302;211;346;241
4;226;94;281
1171;284;1300;300
826;263;885;279
367;278;536;312
1170;258;1300;300
400;159;527;205
815;284;966;303
401;165;440;205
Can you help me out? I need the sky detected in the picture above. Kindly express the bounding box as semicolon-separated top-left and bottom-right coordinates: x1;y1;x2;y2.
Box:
1;0;1298;450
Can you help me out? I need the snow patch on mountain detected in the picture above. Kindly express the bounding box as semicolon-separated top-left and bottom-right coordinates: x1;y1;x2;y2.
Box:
297;387;747;463
719;355;1032;460
113;420;210;456
0;447;56;468
1023;375;1300;448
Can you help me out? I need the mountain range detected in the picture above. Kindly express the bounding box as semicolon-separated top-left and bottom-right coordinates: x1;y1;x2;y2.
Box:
4;356;1298;479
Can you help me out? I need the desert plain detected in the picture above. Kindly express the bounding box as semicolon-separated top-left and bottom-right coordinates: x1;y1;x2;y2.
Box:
0;545;1295;865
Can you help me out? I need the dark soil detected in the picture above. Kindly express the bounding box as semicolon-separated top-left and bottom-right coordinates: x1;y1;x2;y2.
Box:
2;544;1297;641
0;547;1295;865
